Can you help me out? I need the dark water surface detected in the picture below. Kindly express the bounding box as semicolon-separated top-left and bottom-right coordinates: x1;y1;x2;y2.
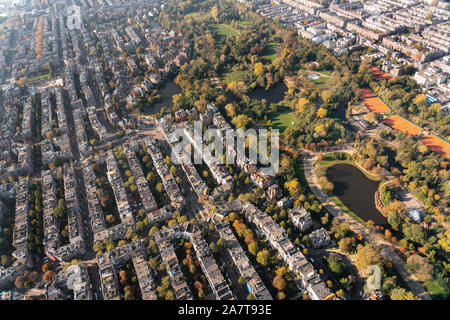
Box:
248;81;288;104
326;164;387;226
145;79;181;114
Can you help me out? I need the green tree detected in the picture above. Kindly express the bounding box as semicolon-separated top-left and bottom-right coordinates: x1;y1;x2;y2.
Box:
387;212;401;231
403;223;427;245
216;238;227;252
390;288;420;300
327;255;345;275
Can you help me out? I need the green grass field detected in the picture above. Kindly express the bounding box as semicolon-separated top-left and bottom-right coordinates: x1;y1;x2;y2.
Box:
317;159;354;168
28;73;51;83
222;69;250;84
319;70;331;76
262;42;280;62
209;23;239;50
264;112;294;132
185;11;211;21
425;280;449;300
209;23;239;38
317;158;381;182
313;76;329;87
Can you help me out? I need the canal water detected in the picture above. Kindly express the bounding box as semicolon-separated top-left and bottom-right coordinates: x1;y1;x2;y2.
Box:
248;81;288;104
326;163;388;226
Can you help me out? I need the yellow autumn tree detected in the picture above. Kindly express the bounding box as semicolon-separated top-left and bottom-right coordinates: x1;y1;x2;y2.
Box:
430;103;442;112
316;107;327;118
211;5;219;22
172;93;184;107
232;114;252;129
314;124;326;136
254;62;263;76
225;103;236;117
321;90;333;104
284;179;301;198
413;94;427;106
354;243;381;273
296;98;311;112
281;48;291;58
16;77;29;86
227;81;246;96
438;230;450;253
384;229;392;240
280;156;292;172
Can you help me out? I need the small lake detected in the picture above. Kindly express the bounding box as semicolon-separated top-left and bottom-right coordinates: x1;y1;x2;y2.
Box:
326;164;387;226
248;81;288;104
144;79;181;115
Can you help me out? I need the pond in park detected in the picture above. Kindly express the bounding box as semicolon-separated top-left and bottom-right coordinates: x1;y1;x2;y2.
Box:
144;79;181;115
326;163;388;226
248;81;288;104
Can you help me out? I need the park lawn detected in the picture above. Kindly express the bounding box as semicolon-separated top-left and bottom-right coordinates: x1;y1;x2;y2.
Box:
319;70;331;76
185;11;211;21
425;280;449;300
264;112;294;132
209;23;239;50
313;75;330;87
209;23;239;39
238;21;250;27
317;158;354;168
222;69;251;84
262;42;280;62
300;70;331;88
28;73;51;83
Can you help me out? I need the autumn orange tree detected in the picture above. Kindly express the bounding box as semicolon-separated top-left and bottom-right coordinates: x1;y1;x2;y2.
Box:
43;270;55;283
273;275;286;291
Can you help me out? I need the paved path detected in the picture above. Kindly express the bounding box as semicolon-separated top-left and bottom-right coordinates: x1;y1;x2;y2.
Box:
302;149;431;300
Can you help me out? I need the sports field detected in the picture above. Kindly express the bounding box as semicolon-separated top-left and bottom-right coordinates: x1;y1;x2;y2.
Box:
371;67;392;81
360;88;390;113
382;116;450;159
420;135;450;159
383;115;422;135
